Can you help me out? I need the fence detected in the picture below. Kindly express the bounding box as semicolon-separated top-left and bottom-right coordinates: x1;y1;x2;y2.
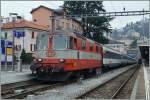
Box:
1;64;31;72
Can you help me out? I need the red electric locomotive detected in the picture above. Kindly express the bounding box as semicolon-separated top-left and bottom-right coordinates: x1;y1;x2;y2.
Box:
30;30;103;81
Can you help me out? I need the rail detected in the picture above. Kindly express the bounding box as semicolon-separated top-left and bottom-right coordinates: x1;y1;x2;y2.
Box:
76;64;139;99
111;66;138;99
2;80;76;99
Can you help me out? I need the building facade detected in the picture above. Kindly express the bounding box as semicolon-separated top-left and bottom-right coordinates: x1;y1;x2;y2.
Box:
31;5;83;34
1;19;48;64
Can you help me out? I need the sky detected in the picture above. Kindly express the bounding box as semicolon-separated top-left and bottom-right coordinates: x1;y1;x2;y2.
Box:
1;1;149;29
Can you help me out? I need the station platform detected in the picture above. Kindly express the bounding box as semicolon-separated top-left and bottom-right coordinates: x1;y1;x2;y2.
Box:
131;64;149;99
1;70;34;85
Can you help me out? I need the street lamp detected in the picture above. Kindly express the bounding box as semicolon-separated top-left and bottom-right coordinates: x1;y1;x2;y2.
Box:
9;13;18;71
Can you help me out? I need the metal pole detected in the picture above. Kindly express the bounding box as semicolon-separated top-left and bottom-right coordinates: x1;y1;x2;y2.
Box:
4;33;7;71
12;17;15;71
20;29;25;72
85;1;87;37
23;17;25;49
149;0;150;73
9;13;18;71
20;59;22;72
23;32;24;49
51;15;55;34
142;9;145;42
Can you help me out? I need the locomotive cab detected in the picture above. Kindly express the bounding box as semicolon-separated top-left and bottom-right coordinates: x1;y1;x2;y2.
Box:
31;32;80;81
30;31;103;81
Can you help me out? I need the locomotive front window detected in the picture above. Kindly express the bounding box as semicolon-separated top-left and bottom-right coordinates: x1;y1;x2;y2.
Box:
53;36;67;49
36;33;48;50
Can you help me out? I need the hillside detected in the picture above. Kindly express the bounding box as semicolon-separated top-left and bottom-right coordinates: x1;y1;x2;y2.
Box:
111;18;149;39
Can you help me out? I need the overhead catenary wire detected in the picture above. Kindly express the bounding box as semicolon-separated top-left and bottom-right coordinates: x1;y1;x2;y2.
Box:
49;10;150;20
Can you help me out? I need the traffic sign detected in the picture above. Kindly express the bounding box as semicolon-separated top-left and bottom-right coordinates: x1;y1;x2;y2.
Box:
6;41;13;47
13;30;25;38
7;48;12;55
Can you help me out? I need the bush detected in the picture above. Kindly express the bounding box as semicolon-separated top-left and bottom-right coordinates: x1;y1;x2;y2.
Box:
25;53;34;64
20;49;34;64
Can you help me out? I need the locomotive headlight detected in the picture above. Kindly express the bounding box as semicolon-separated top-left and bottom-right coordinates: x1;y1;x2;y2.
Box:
59;59;65;62
33;59;36;62
41;69;44;72
38;58;43;62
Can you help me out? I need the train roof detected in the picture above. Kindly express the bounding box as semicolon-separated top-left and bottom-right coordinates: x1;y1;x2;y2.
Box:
50;30;103;46
50;30;134;58
102;45;122;55
49;31;137;60
127;55;136;60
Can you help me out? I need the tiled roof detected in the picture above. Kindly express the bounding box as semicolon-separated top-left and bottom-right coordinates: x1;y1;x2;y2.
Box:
2;20;48;31
31;5;63;15
30;5;81;24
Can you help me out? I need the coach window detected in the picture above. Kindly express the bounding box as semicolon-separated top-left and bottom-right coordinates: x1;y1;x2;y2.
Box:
90;42;94;51
96;46;98;53
82;40;86;50
74;38;77;49
68;37;74;49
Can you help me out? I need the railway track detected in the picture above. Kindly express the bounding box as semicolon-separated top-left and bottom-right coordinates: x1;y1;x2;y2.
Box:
111;66;139;99
1;79;75;99
1;64;138;99
1;79;40;95
76;64;139;99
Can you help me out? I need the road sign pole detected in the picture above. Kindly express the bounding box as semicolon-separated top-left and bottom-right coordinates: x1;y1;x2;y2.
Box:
12;27;15;71
12;17;17;71
9;13;18;71
5;39;7;71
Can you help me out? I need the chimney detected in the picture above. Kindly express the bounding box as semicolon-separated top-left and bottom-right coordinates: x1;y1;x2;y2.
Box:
16;16;23;22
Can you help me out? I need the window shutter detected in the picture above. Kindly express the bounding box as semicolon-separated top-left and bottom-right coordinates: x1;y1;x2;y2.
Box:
30;44;32;51
20;45;21;50
32;32;34;39
34;44;36;51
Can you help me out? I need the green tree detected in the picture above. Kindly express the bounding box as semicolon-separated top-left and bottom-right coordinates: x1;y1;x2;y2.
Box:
63;1;112;44
25;53;34;64
20;49;26;63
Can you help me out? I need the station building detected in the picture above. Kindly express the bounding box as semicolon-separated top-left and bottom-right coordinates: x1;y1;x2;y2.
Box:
1;19;48;64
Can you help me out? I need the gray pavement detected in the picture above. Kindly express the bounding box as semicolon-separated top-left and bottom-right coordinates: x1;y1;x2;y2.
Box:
1;64;31;71
131;64;149;99
1;64;34;85
143;65;149;99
